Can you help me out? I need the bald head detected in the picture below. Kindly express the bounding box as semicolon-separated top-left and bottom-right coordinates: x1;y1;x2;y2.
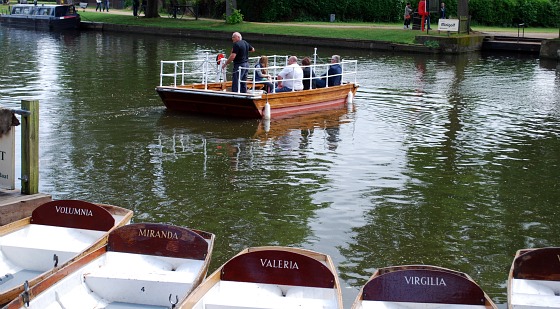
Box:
232;32;242;42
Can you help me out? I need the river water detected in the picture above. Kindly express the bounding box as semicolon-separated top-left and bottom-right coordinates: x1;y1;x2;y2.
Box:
1;27;559;307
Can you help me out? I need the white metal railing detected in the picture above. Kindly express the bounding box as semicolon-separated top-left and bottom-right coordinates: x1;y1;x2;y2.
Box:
160;51;358;94
160;53;225;89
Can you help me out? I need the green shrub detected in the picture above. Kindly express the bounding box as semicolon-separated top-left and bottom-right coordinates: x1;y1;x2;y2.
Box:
225;8;243;24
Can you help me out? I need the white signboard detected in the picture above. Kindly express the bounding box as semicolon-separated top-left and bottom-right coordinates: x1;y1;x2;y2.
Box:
0;129;15;190
438;19;460;32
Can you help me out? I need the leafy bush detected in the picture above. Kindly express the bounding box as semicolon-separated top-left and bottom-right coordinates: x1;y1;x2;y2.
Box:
225;8;243;24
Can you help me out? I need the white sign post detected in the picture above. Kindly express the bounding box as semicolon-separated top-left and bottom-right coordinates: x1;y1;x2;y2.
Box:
0;129;16;190
438;19;460;32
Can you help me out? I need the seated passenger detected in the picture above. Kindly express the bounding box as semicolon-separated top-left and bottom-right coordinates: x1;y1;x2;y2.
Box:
301;57;316;90
275;56;304;93
254;56;274;93
315;55;342;88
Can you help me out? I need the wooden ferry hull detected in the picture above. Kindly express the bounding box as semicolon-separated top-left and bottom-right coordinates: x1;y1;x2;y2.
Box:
0;200;132;306
351;265;498;309
508;247;560;309
156;82;358;119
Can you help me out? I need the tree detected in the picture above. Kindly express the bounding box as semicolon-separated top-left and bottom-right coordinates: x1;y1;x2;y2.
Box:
458;0;469;33
226;0;237;17
145;0;159;18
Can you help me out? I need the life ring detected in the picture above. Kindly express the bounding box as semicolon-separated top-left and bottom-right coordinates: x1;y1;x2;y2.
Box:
216;53;225;65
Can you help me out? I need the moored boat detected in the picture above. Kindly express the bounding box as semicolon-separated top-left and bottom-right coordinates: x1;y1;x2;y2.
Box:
508;247;560;309
0;4;80;31
178;246;343;308
351;265;498;309
0;199;132;305
3;222;215;309
155;51;359;119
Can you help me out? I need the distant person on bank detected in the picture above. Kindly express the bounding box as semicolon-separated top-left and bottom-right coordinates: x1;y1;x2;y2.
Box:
418;0;428;31
315;55;342;88
132;0;139;16
403;2;413;29
440;2;446;19
222;32;255;93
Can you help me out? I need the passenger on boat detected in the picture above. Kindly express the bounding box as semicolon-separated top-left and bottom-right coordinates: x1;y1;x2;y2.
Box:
315;55;342;88
222;32;255;93
254;56;274;93
301;57;316;90
275;56;304;93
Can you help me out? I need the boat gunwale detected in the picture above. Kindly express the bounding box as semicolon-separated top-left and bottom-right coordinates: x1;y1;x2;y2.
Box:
178;246;343;309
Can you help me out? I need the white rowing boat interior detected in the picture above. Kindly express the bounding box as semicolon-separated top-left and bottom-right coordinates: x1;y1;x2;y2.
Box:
24;250;208;308
0;225;106;294
510;278;560;307
193;281;339;309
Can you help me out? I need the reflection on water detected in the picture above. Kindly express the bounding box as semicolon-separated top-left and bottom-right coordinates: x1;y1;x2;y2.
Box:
1;28;559;307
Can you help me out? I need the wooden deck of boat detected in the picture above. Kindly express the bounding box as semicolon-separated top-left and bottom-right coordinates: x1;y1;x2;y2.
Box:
0;189;52;226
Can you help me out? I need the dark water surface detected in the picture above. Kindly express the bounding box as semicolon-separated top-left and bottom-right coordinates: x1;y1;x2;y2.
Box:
1;28;559;307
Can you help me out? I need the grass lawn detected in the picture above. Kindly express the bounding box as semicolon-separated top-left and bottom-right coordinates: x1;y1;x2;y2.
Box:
2;4;557;44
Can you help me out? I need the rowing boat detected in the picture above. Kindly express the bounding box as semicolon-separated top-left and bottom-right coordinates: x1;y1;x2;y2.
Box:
156;52;359;119
3;222;215;308
0;199;133;305
178;246;343;308
508;247;560;309
351;265;498;308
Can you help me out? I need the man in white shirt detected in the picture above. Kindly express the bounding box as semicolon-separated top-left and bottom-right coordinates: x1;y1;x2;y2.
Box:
275;56;304;93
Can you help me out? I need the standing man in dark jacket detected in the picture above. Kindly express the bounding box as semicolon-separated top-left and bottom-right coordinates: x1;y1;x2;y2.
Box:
222;32;255;93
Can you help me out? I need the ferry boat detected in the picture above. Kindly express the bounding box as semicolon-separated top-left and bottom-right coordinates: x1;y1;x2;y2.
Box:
156;50;359;119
